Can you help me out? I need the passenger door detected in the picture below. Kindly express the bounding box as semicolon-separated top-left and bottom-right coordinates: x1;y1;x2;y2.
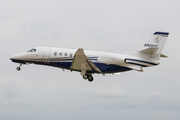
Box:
43;48;51;63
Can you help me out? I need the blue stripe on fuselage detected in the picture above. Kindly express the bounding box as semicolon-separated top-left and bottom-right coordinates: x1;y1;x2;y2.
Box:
11;58;131;73
32;61;131;73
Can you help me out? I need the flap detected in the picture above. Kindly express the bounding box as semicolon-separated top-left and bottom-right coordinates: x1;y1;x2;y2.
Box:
160;54;168;57
71;49;101;73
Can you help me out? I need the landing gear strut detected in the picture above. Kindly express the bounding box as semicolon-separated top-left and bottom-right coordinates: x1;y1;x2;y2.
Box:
16;64;22;71
83;74;94;82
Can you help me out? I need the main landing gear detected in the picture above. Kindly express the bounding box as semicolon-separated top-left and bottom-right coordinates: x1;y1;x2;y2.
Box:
16;64;22;71
83;74;94;82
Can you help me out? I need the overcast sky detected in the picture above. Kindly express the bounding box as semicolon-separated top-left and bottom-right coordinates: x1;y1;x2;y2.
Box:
1;0;180;120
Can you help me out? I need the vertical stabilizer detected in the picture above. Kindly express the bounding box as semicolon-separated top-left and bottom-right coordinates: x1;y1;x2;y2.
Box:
132;32;169;60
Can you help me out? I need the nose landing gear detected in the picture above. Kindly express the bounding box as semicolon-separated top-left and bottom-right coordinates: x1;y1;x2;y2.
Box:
16;64;22;71
83;74;94;82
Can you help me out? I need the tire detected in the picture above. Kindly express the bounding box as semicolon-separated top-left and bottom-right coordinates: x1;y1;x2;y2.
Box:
83;74;88;79
16;67;21;71
88;75;93;82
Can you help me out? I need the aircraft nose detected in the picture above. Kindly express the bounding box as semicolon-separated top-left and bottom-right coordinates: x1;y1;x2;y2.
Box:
10;54;22;60
10;53;27;64
10;55;17;60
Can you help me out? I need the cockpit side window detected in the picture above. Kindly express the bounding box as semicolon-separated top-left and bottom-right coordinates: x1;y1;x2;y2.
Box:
27;49;36;52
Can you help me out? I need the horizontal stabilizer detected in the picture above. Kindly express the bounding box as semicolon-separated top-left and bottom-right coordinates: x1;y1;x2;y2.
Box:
140;47;159;53
160;54;168;57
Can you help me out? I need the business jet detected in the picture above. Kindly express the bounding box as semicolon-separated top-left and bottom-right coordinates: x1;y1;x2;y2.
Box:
10;32;169;82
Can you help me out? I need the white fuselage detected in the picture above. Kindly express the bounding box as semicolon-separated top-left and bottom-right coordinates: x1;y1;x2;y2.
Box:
10;47;159;74
10;32;169;81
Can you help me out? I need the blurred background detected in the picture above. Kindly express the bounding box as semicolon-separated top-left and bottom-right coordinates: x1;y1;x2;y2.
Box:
0;0;180;120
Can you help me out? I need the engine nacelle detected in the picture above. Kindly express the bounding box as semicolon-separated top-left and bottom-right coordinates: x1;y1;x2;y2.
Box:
97;52;125;65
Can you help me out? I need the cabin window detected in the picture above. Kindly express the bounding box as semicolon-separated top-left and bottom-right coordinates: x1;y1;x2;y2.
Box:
70;53;73;58
54;52;57;56
59;52;62;56
64;53;67;56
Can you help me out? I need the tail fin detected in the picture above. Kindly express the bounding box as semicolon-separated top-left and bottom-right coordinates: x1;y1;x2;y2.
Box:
132;32;169;60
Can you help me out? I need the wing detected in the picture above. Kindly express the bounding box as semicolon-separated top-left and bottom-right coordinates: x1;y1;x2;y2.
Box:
71;48;101;75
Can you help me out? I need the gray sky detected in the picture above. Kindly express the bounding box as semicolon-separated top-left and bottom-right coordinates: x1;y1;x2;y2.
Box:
1;0;180;120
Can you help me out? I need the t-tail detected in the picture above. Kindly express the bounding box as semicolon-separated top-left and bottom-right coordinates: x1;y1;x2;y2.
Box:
132;32;169;60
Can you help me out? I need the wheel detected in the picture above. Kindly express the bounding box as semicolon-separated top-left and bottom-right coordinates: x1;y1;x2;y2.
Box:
16;67;21;71
88;75;94;82
83;74;88;79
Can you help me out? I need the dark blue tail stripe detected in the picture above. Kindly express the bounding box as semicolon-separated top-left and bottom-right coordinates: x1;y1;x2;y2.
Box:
126;58;158;65
154;32;169;35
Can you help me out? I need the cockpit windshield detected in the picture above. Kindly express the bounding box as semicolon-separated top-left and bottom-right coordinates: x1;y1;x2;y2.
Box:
27;49;36;52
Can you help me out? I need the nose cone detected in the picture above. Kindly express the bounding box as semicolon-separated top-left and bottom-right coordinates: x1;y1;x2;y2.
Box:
10;53;22;60
10;55;17;60
10;52;27;60
10;53;25;64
